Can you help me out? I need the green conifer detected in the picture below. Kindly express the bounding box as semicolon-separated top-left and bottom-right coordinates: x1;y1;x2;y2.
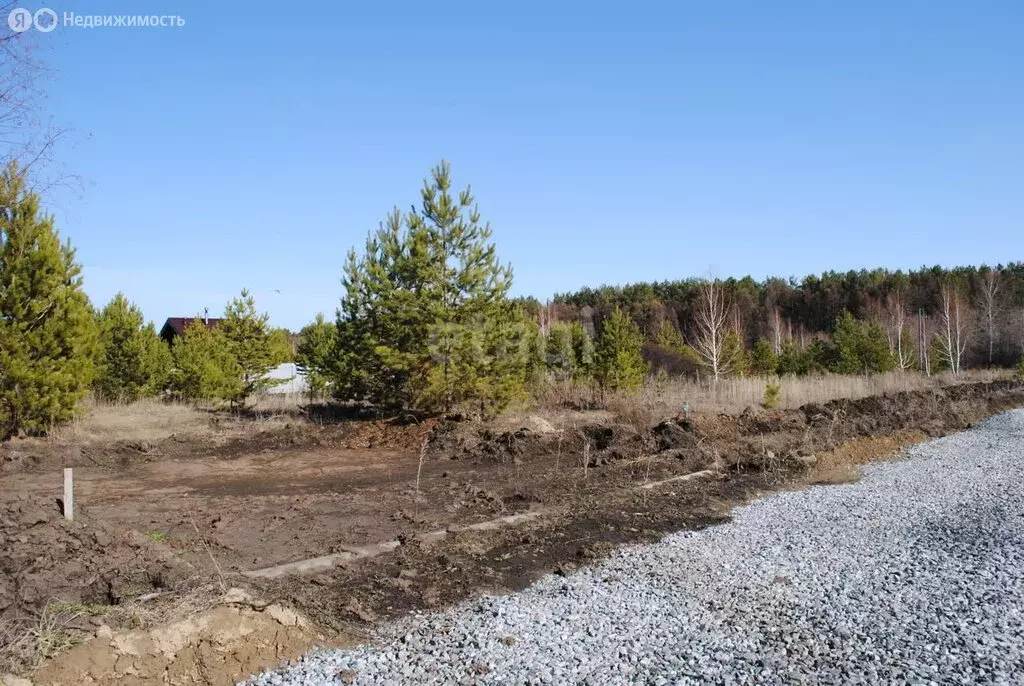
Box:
0;164;97;437
336;162;521;413
219;289;280;404
296;313;338;398
594;307;647;391
94;293;170;401
750;338;779;376
546;323;576;379
169;320;241;402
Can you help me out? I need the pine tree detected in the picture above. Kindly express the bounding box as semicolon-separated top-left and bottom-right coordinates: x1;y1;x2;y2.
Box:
832;311;863;374
749;338;779;376
655;320;686;352
267;328;295;365
523;318;548;388
142;323;173;394
169;320;240;402
0;164;97;437
721;330;747;377
336;162;521;413
545;322;576;379
860;321;896;373
219;289;279;405
94;293;170;401
569;321;595;380
594;307;647;391
296;313;337;398
777;342;812;375
832;311;895;374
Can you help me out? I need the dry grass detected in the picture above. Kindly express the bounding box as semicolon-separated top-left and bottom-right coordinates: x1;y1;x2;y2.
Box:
47;395;308;447
526;369;1013;430
0;602;85;673
646;369;1012;415
0;584;224;675
48;398;214;445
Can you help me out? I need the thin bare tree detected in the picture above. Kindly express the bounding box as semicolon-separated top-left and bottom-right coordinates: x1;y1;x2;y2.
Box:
0;5;70;187
917;310;931;375
937;282;969;375
978;267;1002;366
883;291;914;371
691;279;738;382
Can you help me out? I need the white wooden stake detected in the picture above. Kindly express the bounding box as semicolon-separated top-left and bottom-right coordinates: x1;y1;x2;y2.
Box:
63;468;73;522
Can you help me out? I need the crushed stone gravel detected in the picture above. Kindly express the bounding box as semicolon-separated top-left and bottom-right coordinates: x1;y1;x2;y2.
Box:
243;409;1024;685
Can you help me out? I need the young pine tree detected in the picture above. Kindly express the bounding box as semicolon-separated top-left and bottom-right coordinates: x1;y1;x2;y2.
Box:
0;164;97;437
94;293;170;402
523;318;548;389
832;311;863;374
545;322;576;379
336;162;521;413
169;320;241;402
749;338;779;376
219;290;280;405
267;328;295;365
569;321;595;380
832;311;895;374
296;313;338;399
655;320;686;352
594;307;647;391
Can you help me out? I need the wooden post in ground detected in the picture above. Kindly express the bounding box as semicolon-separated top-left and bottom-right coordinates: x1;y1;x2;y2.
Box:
63;468;73;522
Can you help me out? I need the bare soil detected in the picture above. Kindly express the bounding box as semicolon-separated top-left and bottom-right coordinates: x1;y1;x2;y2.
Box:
2;379;1023;684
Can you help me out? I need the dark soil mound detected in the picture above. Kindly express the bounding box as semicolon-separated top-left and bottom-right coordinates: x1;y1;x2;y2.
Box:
0;499;195;620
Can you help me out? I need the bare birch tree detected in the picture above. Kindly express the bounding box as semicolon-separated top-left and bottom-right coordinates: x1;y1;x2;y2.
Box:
883;292;914;371
978;267;1002;366
770;308;783;354
692;279;737;382
937;282;969;375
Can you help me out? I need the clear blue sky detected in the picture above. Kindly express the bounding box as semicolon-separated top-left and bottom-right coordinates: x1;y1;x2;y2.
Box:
33;0;1024;330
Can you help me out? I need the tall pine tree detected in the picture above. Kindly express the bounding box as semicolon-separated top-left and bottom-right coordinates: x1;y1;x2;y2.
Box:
0;164;97;437
336;161;522;414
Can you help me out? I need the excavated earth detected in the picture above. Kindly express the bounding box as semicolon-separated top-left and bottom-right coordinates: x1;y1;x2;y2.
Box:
1;379;1023;684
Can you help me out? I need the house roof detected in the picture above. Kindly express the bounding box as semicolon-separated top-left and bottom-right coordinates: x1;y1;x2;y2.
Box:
160;317;223;340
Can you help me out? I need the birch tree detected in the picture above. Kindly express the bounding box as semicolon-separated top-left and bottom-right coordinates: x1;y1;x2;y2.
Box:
937;282;969;375
978;267;1001;366
883;291;915;371
692;279;738;382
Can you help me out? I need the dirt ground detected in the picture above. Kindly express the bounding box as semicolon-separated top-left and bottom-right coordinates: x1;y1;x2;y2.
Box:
2;379;1024;684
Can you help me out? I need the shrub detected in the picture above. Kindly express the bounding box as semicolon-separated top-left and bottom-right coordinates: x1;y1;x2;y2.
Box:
762;382;781;409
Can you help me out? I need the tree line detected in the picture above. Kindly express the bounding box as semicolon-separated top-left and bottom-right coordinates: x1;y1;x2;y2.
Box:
2;159;1023;437
544;263;1024;376
0;164;293;437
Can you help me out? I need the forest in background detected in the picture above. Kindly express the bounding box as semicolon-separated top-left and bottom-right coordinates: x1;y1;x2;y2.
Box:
524;264;1024;374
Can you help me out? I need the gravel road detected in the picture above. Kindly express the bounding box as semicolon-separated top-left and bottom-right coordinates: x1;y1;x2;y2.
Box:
244;410;1024;685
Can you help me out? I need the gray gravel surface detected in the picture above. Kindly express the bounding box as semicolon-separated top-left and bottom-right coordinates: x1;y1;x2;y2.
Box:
243;409;1024;685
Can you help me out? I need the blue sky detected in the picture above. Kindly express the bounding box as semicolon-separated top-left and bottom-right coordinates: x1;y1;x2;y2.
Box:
30;1;1024;330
